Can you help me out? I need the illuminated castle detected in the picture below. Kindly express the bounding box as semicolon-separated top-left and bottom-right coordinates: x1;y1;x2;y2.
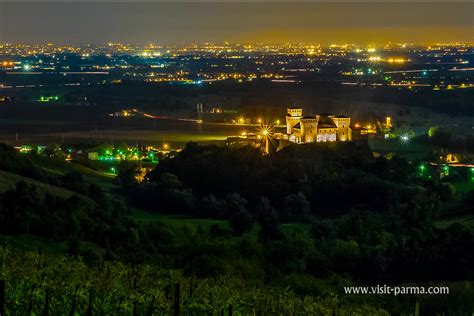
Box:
286;108;351;143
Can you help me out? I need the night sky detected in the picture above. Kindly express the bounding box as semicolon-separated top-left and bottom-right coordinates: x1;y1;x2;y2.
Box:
1;2;473;44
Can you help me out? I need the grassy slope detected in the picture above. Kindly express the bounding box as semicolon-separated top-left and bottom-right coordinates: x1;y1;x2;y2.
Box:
131;208;311;237
0;169;77;198
131;208;229;230
0;170;73;254
28;155;118;192
0;157;104;253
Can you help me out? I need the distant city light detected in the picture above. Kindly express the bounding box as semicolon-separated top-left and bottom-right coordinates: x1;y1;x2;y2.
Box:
38;95;59;102
387;58;408;64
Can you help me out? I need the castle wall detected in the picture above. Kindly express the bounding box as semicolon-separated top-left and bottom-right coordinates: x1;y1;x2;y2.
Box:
317;129;337;142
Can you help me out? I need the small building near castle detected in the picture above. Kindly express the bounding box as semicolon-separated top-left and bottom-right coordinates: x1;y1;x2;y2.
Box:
285;108;352;143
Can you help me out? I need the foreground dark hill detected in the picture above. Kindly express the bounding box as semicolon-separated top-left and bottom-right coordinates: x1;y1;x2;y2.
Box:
0;142;473;314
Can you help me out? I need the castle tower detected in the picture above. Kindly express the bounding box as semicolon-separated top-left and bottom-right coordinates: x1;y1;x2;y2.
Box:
331;115;351;141
300;117;318;143
286;108;303;134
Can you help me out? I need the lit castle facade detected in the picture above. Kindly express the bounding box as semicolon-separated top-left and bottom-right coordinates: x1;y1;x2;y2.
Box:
286;108;352;143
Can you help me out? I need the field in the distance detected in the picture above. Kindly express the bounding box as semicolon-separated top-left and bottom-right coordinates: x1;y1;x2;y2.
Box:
0;117;247;147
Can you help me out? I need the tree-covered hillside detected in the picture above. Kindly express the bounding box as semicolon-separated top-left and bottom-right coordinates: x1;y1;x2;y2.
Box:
0;142;473;314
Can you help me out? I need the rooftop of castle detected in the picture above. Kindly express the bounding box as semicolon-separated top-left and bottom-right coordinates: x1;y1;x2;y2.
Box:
317;116;337;128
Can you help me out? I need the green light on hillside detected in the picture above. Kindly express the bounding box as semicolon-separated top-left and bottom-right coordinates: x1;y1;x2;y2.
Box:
443;165;449;176
418;164;427;177
149;151;156;162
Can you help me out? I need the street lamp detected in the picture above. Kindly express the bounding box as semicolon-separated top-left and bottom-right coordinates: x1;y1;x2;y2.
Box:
258;124;273;155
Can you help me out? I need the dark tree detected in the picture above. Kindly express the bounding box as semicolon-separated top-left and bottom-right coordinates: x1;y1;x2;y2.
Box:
255;197;281;241
227;193;253;235
282;192;311;221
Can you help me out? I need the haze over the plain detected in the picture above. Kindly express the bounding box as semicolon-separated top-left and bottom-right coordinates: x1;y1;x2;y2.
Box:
1;2;473;44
